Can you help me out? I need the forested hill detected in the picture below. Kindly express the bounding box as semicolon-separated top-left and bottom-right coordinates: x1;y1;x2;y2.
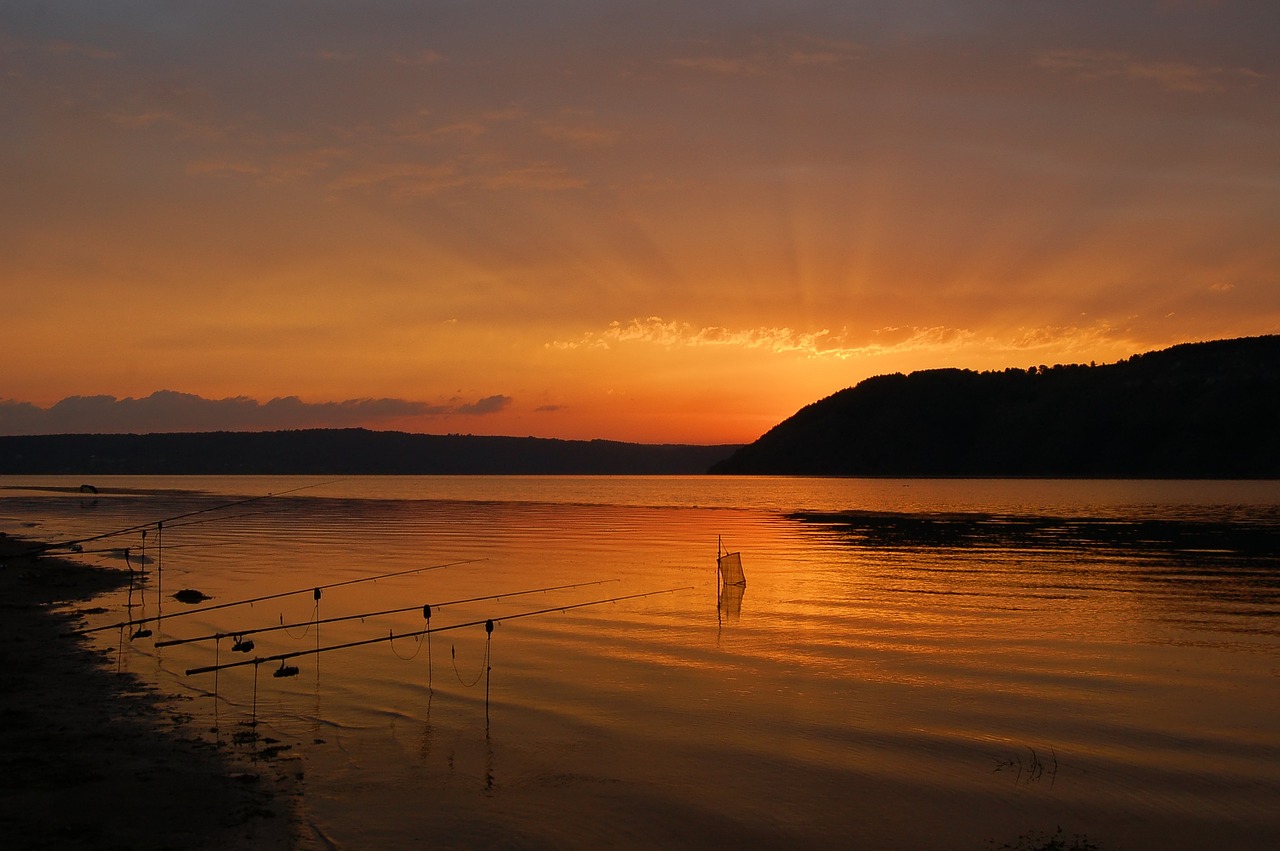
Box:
0;429;739;475
710;335;1280;478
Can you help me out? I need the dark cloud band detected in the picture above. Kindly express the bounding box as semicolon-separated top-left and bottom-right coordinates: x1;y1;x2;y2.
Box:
0;391;512;435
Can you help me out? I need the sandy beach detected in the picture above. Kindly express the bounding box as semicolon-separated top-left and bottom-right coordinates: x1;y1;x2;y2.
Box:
0;534;300;850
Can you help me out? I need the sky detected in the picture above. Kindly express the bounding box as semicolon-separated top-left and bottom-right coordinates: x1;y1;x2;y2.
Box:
2;1;1277;444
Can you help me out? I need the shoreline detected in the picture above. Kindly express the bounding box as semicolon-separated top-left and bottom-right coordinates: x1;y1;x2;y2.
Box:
0;534;301;850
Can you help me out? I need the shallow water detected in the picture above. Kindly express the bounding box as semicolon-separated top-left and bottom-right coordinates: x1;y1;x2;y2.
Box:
4;476;1279;850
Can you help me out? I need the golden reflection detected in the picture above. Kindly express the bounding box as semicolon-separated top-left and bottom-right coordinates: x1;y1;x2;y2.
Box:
717;582;745;623
26;478;1280;850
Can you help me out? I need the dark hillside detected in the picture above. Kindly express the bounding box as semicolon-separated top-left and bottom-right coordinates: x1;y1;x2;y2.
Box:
710;335;1280;478
0;429;739;475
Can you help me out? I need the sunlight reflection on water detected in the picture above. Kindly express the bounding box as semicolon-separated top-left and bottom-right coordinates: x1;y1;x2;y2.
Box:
4;475;1280;850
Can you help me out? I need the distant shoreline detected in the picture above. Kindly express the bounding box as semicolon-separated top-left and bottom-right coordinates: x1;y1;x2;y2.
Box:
0;429;740;476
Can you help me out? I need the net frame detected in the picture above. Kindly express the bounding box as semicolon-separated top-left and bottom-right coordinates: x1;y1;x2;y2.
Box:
717;551;746;586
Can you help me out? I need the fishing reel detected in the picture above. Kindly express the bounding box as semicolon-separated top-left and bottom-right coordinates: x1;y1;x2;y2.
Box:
273;661;300;678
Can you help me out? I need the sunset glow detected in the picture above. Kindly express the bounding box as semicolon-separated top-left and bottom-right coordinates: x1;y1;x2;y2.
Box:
3;2;1277;443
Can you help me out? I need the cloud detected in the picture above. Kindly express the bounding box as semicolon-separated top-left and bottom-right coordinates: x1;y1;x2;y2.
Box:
393;49;446;67
0;390;512;435
329;161;466;195
44;41;118;61
548;317;967;359
412;121;489;142
185;159;264;177
538;121;620;148
482;164;585;191
548;318;1144;364
327;155;583;196
106;110;182;128
669;35;860;78
315;49;358;63
453;395;512;415
670;56;767;77
1035;48;1260;93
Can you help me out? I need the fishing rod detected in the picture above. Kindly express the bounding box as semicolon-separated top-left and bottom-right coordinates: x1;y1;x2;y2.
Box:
185;586;695;676
159;505;296;532
32;479;344;554
78;557;487;635
73;541;212;559
83;508;298;552
155;579;621;647
66;506;300;561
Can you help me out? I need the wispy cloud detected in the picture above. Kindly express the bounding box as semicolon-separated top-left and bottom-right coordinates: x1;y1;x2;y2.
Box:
105;110;181;128
409;121;489;142
392;49;445;67
186;159;263;177
538;121;620;148
1036;48;1261;93
0;391;512;436
548;318;973;359
670;55;767;77
329;161;465;195
670;36;860;78
44;40;118;61
328;157;583;196
188;146;350;183
482;164;585;191
1000;322;1141;357
549;318;1145;365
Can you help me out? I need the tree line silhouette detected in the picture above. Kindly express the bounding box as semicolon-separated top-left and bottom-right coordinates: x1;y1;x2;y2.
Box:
0;429;738;475
711;335;1280;478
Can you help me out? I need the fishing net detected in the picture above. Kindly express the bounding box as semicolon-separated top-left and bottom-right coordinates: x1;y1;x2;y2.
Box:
717;551;746;586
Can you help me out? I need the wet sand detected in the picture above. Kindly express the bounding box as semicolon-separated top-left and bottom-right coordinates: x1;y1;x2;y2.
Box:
0;535;300;850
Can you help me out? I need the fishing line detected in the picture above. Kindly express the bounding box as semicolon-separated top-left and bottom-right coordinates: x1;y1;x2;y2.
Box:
281;601;320;640
77;542;205;558
157;578;617;648
185;586;694;676
81;557;486;635
389;630;424;661
451;638;488;687
160;505;295;532
78;508;300;562
29;478;345;555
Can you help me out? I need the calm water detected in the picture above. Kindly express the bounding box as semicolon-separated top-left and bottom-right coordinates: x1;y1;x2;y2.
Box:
4;476;1280;850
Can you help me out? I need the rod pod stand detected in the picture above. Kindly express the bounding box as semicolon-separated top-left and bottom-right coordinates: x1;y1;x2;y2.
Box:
484;619;495;728
424;604;433;692
313;587;322;672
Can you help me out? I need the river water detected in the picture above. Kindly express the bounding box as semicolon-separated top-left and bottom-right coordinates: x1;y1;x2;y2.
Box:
3;476;1279;850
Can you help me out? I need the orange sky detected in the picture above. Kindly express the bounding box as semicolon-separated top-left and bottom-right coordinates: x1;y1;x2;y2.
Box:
2;2;1277;444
